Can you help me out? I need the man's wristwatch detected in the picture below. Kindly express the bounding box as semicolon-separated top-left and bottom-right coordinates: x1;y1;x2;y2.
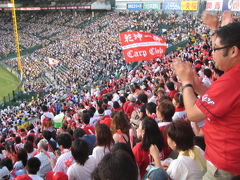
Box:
182;84;193;91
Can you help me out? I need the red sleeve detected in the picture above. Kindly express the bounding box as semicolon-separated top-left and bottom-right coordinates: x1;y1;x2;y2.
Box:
83;126;95;135
132;143;142;164
159;126;165;133
123;101;130;113
125;105;133;117
132;143;148;178
90;126;95;134
196;76;240;121
132;143;144;176
100;118;112;128
160;126;172;158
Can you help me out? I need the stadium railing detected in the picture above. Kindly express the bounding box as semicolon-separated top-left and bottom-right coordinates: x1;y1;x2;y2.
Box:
0;45;43;61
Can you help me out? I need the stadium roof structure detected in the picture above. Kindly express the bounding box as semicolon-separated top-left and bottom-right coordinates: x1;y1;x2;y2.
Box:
0;0;94;8
0;0;112;10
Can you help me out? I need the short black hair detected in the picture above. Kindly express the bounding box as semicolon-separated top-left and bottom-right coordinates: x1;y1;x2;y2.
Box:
82;112;90;125
5;141;16;154
173;93;184;108
89;107;96;118
92;150;138;180
42;130;52;141
138;93;148;104
133;83;140;90
204;59;209;66
26;135;34;144
24;141;34;153
139;104;147;119
56;133;72;149
119;96;126;104
66;128;73;136
0;158;13;171
73;128;86;140
166;119;195;151
15;136;21;144
204;68;212;78
107;94;113;101
27;157;41;174
213;67;224;77
17;149;28;167
103;98;108;104
111;143;135;161
146;102;157;114
166;81;175;91
113;101;120;109
42;105;48;112
71;139;89;165
216;22;240;49
157;99;175;122
98;108;104;115
35;137;43;147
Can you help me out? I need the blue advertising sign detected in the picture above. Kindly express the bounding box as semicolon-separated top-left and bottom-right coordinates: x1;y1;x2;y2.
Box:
162;1;181;10
127;3;143;10
222;0;230;10
143;2;161;10
222;0;240;11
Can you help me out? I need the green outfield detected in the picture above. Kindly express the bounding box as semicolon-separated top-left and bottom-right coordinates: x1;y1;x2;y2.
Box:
0;66;19;102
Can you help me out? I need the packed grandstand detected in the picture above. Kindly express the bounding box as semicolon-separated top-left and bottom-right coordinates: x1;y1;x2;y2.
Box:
0;2;240;180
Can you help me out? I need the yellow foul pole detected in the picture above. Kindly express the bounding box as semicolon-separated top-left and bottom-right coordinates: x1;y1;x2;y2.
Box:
10;0;23;78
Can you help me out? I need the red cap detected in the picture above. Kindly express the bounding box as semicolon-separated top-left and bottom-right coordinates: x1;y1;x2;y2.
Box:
46;171;68;180
100;117;112;128
195;64;201;68
97;96;102;100
29;132;35;137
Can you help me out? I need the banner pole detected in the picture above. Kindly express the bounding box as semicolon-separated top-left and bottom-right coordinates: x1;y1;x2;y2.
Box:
125;62;131;93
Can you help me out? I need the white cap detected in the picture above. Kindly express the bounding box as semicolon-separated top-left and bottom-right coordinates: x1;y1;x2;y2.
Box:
128;94;136;102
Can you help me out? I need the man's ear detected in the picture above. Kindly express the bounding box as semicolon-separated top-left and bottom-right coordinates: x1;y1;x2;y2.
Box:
231;46;239;58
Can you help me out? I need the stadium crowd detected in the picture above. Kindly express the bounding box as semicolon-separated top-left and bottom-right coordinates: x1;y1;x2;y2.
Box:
2;11;194;92
0;9;240;180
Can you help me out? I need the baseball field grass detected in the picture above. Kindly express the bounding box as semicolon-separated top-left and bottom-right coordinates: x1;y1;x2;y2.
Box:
0;66;19;102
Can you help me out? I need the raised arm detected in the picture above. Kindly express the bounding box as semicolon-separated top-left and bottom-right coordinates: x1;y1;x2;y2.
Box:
172;58;206;122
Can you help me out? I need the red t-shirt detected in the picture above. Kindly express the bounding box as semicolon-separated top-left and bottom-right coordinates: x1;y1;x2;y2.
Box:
196;64;240;175
167;89;178;99
100;115;112;128
123;101;130;113
14;174;31;180
113;107;123;112
125;103;138;118
49;106;55;114
132;142;149;178
100;89;108;95
159;125;172;158
82;124;95;135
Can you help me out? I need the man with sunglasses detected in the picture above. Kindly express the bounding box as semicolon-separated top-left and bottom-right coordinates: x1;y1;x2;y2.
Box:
172;13;240;179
